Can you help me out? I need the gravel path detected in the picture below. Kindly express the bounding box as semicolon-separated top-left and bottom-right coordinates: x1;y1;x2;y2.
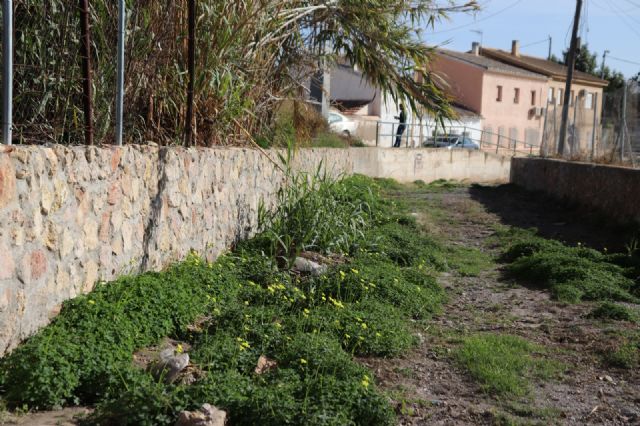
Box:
363;185;640;426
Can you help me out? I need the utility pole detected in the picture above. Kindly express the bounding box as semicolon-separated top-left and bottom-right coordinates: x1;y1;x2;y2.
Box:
600;50;609;79
548;35;552;60
558;0;583;156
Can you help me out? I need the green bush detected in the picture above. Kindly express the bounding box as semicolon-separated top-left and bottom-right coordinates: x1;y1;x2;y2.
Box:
0;255;232;409
252;172;389;266
502;233;639;304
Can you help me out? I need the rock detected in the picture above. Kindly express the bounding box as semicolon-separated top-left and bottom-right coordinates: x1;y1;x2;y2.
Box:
293;257;327;276
254;355;277;375
152;348;190;383
175;404;227;426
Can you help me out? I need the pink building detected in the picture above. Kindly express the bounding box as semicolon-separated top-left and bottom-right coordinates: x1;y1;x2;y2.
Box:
432;41;608;151
432;43;548;147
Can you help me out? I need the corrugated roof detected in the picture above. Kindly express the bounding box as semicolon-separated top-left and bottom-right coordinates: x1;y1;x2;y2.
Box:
481;48;609;87
436;49;547;80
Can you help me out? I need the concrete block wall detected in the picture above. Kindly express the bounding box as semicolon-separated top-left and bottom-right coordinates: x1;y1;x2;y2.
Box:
511;157;640;225
352;148;511;183
0;145;353;355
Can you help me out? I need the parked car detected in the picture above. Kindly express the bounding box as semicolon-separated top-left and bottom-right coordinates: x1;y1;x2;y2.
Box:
328;111;357;137
423;135;479;150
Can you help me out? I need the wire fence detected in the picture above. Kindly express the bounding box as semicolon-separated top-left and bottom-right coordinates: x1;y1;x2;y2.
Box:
1;1;320;147
540;81;639;168
375;121;541;157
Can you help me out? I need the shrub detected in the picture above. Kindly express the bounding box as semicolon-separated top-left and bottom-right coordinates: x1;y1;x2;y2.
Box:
253;172;387;266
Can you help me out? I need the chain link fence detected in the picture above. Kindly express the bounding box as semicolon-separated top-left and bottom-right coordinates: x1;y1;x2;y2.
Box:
540;81;639;168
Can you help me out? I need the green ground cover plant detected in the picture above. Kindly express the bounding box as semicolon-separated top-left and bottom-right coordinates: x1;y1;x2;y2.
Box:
455;333;563;397
588;302;638;322
603;337;640;369
498;228;640;304
0;175;456;425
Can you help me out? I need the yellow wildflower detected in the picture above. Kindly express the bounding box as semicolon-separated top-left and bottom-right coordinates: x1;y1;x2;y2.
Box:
361;375;370;389
299;358;308;365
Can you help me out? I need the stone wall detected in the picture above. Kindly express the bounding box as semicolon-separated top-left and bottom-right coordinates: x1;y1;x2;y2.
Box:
0;145;512;356
511;158;640;224
0;145;353;355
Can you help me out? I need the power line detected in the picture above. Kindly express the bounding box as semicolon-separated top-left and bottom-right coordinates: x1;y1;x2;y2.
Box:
429;0;526;35
619;0;640;9
608;55;640;66
521;38;549;48
595;0;640;39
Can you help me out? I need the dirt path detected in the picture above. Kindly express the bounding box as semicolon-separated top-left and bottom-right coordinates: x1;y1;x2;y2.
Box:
362;185;640;426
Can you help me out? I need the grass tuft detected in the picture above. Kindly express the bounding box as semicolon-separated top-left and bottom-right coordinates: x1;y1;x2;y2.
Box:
455;333;563;397
588;302;638;322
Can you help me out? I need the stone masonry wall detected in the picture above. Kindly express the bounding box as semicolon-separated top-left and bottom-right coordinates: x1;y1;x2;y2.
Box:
511;157;640;225
0;145;353;355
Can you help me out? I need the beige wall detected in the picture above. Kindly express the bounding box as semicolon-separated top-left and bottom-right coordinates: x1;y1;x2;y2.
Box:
352;148;511;183
481;72;547;145
431;56;484;113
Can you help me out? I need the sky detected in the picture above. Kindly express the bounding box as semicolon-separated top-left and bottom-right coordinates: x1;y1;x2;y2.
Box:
423;0;640;78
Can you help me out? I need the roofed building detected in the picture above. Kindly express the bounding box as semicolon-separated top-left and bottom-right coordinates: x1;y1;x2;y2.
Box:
432;43;549;150
432;41;609;154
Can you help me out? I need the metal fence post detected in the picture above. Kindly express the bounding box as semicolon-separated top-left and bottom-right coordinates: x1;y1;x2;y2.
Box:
115;0;125;146
620;81;627;163
496;133;500;154
2;0;13;145
590;92;598;160
185;0;196;147
375;121;379;147
79;0;95;146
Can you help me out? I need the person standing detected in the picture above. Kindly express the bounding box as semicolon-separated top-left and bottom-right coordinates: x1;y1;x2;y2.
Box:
393;104;407;147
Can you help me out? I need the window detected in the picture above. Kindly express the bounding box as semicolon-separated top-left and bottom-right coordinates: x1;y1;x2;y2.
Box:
557;89;563;105
514;88;520;104
531;90;536;106
548;88;554;103
497;86;503;102
328;113;342;124
570;90;575;106
585;92;594;109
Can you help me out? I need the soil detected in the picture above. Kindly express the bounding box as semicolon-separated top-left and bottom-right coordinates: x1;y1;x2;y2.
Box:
362;184;640;426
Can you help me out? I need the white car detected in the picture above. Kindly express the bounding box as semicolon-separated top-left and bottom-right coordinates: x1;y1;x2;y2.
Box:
328;111;357;137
